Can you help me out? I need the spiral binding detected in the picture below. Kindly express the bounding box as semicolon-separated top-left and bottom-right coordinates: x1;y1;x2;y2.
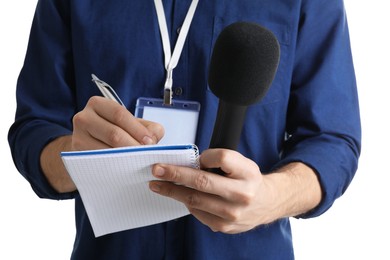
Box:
189;144;200;169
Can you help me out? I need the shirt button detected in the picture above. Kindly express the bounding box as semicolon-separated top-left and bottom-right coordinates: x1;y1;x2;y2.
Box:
174;87;183;96
176;27;181;34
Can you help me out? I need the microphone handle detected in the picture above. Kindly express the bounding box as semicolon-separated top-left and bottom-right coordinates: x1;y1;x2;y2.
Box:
207;99;247;175
208;100;247;175
209;100;248;151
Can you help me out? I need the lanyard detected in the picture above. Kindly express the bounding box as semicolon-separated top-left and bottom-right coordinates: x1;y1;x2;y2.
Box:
154;0;199;105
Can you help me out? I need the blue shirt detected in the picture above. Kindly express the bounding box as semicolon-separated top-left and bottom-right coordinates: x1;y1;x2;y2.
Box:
9;0;361;259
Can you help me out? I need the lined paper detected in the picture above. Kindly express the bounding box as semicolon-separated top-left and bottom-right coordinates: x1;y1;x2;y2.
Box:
61;144;199;237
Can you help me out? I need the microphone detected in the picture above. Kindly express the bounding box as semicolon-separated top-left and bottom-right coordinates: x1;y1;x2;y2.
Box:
208;22;280;152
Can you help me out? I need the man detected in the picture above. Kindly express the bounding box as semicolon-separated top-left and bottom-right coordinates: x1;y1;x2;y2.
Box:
9;0;360;259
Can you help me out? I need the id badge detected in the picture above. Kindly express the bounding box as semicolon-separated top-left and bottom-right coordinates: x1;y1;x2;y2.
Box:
135;97;200;145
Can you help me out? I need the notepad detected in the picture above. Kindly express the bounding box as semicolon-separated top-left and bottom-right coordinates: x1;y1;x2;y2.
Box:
61;144;199;237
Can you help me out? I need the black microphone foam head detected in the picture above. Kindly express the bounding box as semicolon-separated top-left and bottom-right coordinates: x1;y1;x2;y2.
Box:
208;22;280;106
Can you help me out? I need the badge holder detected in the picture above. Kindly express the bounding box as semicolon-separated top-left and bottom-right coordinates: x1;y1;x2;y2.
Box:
135;97;200;145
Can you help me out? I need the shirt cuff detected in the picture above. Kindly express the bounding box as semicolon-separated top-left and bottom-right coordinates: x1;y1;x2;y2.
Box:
12;122;77;200
272;139;358;219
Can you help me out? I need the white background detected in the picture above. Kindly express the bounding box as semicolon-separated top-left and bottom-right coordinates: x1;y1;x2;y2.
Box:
1;1;389;259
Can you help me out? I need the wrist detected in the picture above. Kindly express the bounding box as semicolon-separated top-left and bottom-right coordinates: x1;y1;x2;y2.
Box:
40;135;76;193
265;162;322;220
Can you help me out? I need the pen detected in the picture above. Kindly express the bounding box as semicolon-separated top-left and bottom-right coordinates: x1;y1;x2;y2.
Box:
91;74;125;106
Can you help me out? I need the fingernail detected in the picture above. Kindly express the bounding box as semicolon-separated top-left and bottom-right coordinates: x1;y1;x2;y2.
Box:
142;135;155;145
149;182;161;192
153;166;165;177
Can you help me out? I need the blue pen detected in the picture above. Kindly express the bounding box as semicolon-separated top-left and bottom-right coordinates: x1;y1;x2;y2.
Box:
91;74;125;106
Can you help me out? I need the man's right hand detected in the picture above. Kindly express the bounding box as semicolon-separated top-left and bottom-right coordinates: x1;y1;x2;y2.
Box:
40;96;165;193
72;96;165;150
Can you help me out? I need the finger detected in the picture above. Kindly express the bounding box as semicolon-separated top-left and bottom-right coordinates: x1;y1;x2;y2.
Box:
188;208;238;234
152;164;236;198
191;208;254;234
73;101;140;147
200;149;260;179
71;127;111;151
149;180;250;234
149;180;234;220
89;118;140;147
88;96;160;145
138;118;165;143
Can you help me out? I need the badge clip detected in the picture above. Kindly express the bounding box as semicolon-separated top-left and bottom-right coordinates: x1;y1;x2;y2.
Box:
163;69;173;106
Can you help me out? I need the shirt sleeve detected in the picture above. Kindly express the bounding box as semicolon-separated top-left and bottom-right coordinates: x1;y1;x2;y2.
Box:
8;0;77;200
274;0;361;218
